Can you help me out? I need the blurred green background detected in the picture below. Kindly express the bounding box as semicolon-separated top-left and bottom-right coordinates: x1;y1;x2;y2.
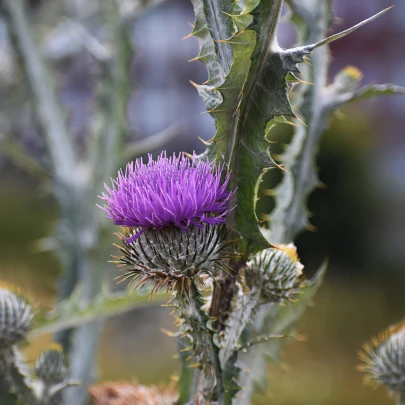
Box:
1;0;405;404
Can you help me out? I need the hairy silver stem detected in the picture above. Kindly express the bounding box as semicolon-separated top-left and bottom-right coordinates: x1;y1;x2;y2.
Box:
189;282;224;405
0;348;39;405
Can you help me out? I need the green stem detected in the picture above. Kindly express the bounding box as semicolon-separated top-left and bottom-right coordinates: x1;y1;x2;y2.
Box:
3;0;76;183
188;282;225;405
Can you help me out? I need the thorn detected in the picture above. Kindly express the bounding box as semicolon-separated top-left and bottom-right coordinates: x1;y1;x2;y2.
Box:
275;163;291;175
161;328;176;337
189;80;200;89
293;114;308;127
317;181;327;189
221;11;236;18
188;56;201;63
197;136;211;146
182;32;193;40
131;275;152;293
307;224;317;232
296;78;314;85
259;213;271;220
275;117;298;127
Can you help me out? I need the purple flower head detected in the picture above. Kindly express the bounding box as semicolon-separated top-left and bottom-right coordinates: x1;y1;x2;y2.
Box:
99;152;234;243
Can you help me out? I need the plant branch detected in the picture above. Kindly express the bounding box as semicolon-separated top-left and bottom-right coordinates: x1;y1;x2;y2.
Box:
189;282;224;405
0;348;39;405
3;0;76;183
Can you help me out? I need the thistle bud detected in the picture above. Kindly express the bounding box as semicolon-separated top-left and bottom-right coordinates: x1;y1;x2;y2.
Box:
0;286;34;349
359;321;405;395
247;244;303;303
35;346;67;384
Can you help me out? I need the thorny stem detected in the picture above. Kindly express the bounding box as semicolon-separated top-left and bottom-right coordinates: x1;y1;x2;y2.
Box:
189;282;224;405
0;348;39;405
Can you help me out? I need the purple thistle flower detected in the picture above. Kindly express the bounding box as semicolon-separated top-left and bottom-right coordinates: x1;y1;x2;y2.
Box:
99;152;234;243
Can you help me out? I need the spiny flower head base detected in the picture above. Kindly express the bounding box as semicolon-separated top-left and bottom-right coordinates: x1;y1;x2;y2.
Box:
100;152;234;244
359;321;405;394
247;244;304;303
114;223;232;293
0;286;34;348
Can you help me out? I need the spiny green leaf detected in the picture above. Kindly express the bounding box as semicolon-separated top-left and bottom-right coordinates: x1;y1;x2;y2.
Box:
30;287;166;338
222;351;241;405
204;1;286;253
189;0;236;87
270;4;394;244
311;6;393;49
349;83;405;103
195;2;391;253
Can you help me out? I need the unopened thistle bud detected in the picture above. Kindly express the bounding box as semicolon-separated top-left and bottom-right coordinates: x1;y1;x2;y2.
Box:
359;321;405;396
35;346;67;384
0;286;34;349
99;152;235;291
247;244;304;303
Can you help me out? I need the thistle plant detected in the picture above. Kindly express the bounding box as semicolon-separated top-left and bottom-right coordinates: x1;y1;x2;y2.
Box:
0;286;76;405
2;0;405;404
99;2;405;405
359;321;405;405
2;0;180;403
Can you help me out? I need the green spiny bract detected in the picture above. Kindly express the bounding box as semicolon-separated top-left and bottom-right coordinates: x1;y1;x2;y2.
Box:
247;244;303;303
35;349;68;385
0;286;34;349
114;224;232;292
